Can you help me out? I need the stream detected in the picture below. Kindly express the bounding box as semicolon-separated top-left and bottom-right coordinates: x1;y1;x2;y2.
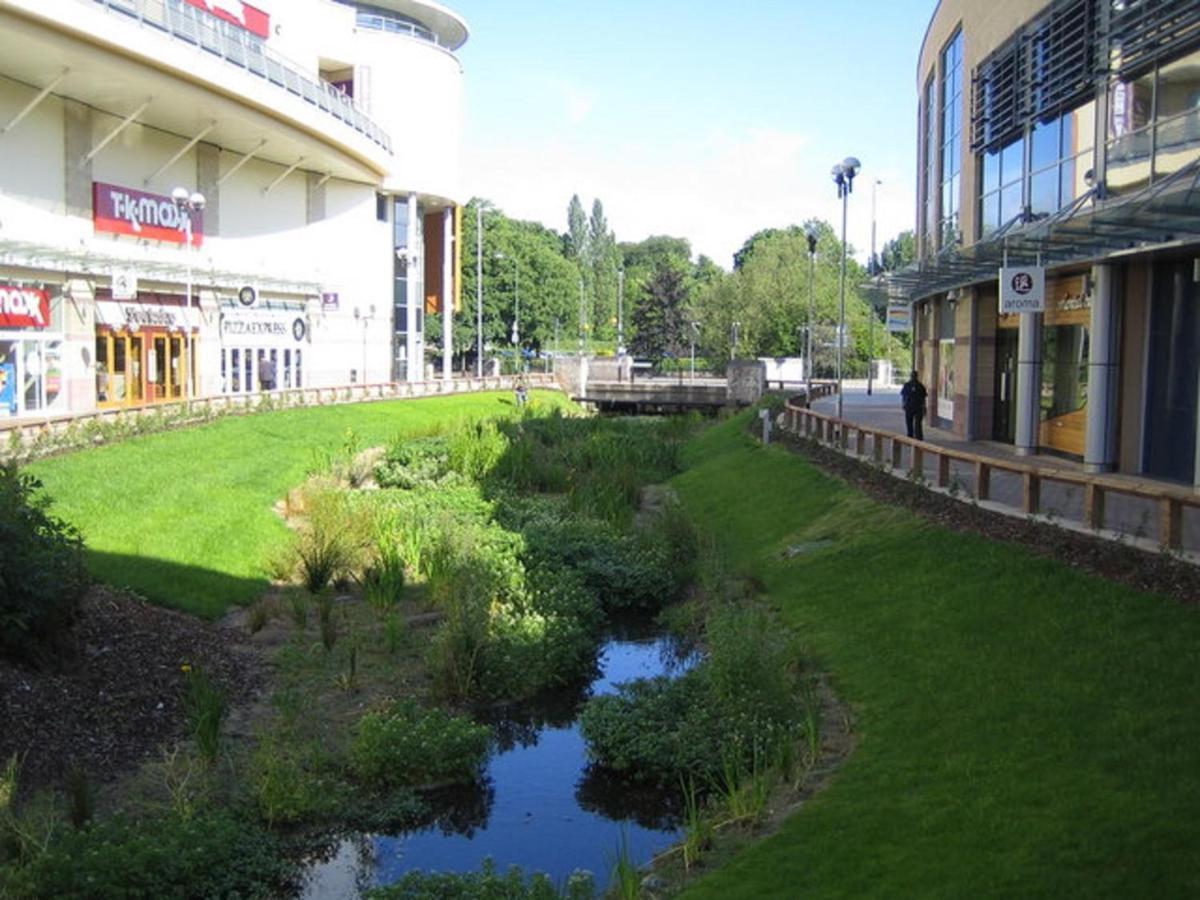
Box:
300;625;694;897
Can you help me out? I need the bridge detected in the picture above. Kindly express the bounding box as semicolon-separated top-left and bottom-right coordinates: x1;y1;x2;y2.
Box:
555;357;770;413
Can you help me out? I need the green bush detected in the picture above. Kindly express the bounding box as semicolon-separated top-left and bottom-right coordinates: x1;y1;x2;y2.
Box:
293;478;363;592
20;812;292;899
0;463;88;666
350;700;490;788
367;859;595;899
376;437;452;490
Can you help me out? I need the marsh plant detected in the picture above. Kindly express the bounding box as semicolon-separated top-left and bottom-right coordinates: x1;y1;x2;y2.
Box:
182;665;226;763
293;478;362;592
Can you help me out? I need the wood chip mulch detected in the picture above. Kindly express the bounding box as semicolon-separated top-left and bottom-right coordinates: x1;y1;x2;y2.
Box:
778;430;1200;606
0;586;260;795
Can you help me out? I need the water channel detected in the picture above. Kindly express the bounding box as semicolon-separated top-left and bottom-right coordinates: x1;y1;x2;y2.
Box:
301;626;694;898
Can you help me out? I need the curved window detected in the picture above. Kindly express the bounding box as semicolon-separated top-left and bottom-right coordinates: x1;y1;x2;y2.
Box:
939;32;964;247
352;3;438;44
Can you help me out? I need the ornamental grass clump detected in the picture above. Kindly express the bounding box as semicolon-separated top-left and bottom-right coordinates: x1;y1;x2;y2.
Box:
182;665;227;763
350;700;489;789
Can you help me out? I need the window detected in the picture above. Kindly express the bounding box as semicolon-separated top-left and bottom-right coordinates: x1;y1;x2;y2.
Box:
922;75;938;255
376;193;389;222
939;32;964;248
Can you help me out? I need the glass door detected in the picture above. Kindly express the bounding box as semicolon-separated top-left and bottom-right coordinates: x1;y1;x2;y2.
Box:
993;329;1018;442
1144;261;1200;482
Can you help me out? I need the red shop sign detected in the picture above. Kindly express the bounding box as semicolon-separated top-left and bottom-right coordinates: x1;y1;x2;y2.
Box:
182;0;270;39
0;285;51;329
93;183;203;247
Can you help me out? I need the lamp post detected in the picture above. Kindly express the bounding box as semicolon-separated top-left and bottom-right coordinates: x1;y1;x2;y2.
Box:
868;177;882;396
172;186;205;399
831;156;861;420
475;205;483;377
690;319;700;380
617;268;625;357
805;228;817;404
731;320;741;360
578;276;586;356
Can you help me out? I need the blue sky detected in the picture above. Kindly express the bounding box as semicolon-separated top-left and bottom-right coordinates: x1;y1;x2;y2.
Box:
451;1;937;268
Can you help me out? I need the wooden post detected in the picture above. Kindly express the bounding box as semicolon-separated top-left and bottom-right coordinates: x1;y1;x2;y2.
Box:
1160;497;1183;549
976;461;990;501
855;429;866;456
937;453;951;488
873;433;884;465
1083;483;1105;531
912;445;924;479
891;437;903;469
1022;472;1040;515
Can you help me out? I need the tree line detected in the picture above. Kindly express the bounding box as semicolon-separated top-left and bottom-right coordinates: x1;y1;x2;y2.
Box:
427;195;916;376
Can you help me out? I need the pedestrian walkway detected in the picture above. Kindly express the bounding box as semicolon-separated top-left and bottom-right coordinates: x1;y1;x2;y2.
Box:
799;382;1200;558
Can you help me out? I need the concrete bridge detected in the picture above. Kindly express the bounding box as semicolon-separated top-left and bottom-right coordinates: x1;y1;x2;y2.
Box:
554;357;768;413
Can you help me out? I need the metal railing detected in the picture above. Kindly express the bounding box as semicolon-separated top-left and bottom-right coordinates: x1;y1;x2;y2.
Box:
355;11;439;46
86;0;393;153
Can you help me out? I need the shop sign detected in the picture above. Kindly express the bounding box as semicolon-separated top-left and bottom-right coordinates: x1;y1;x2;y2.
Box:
222;309;308;342
93;183;203;247
111;268;138;301
182;0;270;39
321;292;339;311
0;285;50;329
886;303;911;333
999;266;1045;314
96;300;185;330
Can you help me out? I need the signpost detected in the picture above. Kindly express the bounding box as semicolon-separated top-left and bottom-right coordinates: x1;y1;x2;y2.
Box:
999;266;1046;314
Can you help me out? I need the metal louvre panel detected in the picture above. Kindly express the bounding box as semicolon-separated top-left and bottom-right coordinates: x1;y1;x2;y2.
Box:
1109;0;1200;79
972;40;1024;151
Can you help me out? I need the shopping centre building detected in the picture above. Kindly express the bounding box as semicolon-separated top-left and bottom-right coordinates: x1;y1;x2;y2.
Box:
0;0;467;421
894;1;1200;484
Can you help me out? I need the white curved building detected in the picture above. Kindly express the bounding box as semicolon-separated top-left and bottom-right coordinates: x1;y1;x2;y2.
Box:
0;0;468;420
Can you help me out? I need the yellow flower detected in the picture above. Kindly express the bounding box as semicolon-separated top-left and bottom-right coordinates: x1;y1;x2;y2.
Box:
181;664;192;673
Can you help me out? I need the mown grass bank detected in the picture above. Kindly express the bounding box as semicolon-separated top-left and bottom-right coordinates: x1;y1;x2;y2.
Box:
674;414;1200;898
26;392;570;619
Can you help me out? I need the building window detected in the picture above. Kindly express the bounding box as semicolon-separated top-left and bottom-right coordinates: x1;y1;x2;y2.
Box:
1107;46;1200;196
376;193;389;222
939;32;963;248
922;75;938;256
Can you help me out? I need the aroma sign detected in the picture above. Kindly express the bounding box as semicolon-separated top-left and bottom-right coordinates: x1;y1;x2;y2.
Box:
93;183;203;247
0;286;50;329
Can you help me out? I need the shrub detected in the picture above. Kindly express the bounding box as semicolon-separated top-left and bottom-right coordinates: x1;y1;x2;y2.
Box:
250;733;342;827
181;665;226;763
366;858;595;900
0;463;88;666
293;478;363;592
376;436;452;490
350;700;490;788
21;811;292;899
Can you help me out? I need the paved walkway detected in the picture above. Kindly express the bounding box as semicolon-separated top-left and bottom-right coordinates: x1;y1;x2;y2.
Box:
804;382;1200;557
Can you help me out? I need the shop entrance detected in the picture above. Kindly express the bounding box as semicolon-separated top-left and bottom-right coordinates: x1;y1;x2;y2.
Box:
1144;260;1200;483
96;330;190;408
0;338;64;418
993;328;1018;443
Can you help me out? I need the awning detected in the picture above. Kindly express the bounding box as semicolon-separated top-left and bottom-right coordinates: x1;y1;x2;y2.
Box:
887;157;1200;301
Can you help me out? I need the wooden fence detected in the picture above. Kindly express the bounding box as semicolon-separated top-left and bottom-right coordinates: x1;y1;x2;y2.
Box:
1;374;557;463
782;393;1200;553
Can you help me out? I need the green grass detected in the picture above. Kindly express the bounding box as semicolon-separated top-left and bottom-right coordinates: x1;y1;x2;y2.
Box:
675;414;1200;898
27;392;570;619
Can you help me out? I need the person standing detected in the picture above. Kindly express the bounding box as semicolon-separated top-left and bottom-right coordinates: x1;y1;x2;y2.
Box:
258;356;276;392
900;369;928;440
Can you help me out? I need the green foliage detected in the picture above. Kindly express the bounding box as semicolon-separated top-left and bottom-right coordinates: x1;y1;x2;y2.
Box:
350;700;490;789
250;731;342;827
629;262;691;363
367;858;596;899
181;666;227;763
376;436;453;490
294;478;364;592
18;812;292;899
0;463;88;666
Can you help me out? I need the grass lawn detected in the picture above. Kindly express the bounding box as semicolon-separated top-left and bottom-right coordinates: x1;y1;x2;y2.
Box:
674;414;1200;898
27;391;569;619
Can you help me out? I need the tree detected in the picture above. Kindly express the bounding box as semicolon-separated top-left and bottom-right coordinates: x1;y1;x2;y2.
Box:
565;194;589;262
629;262;689;364
588;199;618;340
880;230;916;272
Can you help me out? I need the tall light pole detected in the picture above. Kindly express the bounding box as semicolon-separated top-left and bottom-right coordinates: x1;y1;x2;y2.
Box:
578;276;586;356
172;186;205;400
475;204;483;377
868;177;882;396
617;268;625;357
731;320;741;360
831;156;861;420
805;228;817;404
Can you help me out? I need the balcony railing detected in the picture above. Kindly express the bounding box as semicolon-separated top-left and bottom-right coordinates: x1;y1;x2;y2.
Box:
85;0;393;153
355;11;439;45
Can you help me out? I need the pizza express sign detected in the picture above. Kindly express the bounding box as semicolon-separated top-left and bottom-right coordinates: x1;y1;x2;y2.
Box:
999;266;1046;314
93;183;204;246
222;310;308;342
0;285;51;329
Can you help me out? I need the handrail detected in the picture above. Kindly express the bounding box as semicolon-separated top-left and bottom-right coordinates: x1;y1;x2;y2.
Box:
781;393;1199;553
84;0;394;153
1;374;558;463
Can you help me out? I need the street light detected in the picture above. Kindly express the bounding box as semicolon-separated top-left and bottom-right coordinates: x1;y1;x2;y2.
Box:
617;268;625;357
831;156;861;419
172;186;205;399
730;320;741;361
689;319;700;380
868;177;882;396
805;228;817;405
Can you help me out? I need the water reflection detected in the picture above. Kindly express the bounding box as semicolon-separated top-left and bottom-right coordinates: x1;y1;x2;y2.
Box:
300;629;694;898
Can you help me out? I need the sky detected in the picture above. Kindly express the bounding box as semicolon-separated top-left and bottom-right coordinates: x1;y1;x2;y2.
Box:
450;0;938;269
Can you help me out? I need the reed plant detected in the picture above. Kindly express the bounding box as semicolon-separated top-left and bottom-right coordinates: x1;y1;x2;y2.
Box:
181;665;226;764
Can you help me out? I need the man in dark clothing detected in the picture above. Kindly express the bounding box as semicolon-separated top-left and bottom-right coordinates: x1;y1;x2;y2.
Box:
258;356;276;392
900;370;928;440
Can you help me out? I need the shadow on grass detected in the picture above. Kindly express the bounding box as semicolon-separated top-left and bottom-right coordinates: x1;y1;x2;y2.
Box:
85;549;269;621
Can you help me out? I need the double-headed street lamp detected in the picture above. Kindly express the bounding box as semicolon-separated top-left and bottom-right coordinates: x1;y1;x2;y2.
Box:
172;186;205;399
831;156;861;420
